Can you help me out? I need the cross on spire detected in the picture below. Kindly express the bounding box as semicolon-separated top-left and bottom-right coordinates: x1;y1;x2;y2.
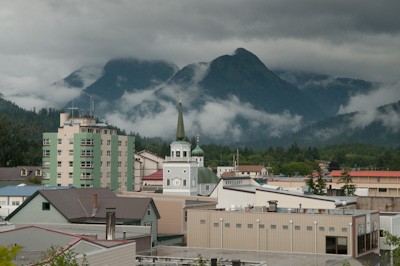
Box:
196;133;201;143
178;90;183;103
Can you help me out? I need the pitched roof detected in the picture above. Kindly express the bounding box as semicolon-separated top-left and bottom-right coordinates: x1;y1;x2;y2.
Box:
330;170;400;178
7;188;160;222
198;167;219;184
143;170;163;180
0;166;42;181
221;172;235;177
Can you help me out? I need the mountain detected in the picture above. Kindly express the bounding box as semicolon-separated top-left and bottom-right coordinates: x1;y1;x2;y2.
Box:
242;100;400;149
64;58;179;114
275;70;378;118
55;48;391;145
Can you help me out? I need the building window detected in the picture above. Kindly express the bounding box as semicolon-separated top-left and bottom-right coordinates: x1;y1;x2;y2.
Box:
81;150;94;157
107;151;111;156
69;172;73;178
107;161;111;167
118;151;121;156
69;161;73;167
57;161;62;167
271;225;276;229
118;141;121;146
42;202;51;210
69;150;73;156
107;172;111;178
183;170;187;173
176;151;180;157
80;161;93;168
43;150;51;156
118;161;121;167
81;138;94;145
260;224;265;229
96;129;100;133
80;173;93;179
183;151;187;157
295;226;300;230
225;223;230;227
147;207;151;215
283;225;288;230
200;220;206;224
87;128;93;133
183;179;187;186
69;138;74;144
326;236;347;254
205;185;210;191
12;201;20;206
307;226;313;231
329;227;335;231
104;129;108;134
107;139;111;145
118;172;121;178
319;227;325;231
57;173;61;178
379;188;387;193
58;139;62;144
43;139;50;145
342;227;348;232
213;223;219;227
236;223;241;228
57;150;62;156
248;224;253;228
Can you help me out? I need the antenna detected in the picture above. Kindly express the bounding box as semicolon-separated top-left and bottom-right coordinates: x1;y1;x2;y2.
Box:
68;99;78;118
89;96;94;117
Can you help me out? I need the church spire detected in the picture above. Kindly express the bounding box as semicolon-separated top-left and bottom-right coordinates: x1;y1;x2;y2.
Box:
176;91;185;141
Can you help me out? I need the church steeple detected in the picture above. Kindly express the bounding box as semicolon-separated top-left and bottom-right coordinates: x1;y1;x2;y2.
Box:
176;91;185;141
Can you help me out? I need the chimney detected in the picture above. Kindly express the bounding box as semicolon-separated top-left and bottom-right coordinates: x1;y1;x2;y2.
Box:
106;208;116;240
91;194;98;218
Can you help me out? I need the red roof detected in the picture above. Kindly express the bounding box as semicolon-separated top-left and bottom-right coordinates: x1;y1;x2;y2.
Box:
142;170;163;180
330;170;400;178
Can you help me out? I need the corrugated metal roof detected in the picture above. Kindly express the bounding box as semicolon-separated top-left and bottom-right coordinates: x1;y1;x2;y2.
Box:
143;170;163;180
0;185;70;196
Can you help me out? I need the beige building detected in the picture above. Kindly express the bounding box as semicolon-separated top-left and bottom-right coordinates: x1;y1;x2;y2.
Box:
217;165;268;178
118;191;217;244
42;113;135;191
331;170;400;197
187;208;380;259
134;150;164;191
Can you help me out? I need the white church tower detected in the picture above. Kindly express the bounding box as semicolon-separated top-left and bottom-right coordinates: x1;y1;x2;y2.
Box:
163;93;198;196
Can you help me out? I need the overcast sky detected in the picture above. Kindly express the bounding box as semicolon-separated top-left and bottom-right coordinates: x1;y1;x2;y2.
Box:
1;0;400;111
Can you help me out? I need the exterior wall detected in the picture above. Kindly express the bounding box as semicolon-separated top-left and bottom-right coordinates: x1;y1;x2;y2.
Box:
198;183;217;196
213;187;255;210
187;210;379;258
117;192;217;244
76;242;136;266
134;151;164;191
0;195;27;218
42;114;135;191
357;197;400;212
7;194;68;223
163;162;198;196
139;203;159;246
217;167;234;178
254;190;337;210
379;214;400;251
354;212;380;257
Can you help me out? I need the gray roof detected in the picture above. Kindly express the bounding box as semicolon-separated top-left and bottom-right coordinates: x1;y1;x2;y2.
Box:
7;188;160;222
256;187;358;204
0;185;69;196
0;166;42;181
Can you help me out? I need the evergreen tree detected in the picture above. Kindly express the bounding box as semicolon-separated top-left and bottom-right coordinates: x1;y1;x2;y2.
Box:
314;171;327;195
337;170;356;196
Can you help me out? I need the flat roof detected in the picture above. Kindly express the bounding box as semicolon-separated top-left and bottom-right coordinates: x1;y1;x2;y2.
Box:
137;246;356;266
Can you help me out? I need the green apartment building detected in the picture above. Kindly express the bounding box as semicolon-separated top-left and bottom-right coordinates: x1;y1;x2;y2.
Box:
42;113;135;191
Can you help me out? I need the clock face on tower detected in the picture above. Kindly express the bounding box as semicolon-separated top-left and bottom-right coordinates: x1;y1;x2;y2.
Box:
173;178;181;186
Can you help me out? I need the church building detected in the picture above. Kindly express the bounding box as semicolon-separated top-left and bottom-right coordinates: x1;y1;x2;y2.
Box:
163;97;199;196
